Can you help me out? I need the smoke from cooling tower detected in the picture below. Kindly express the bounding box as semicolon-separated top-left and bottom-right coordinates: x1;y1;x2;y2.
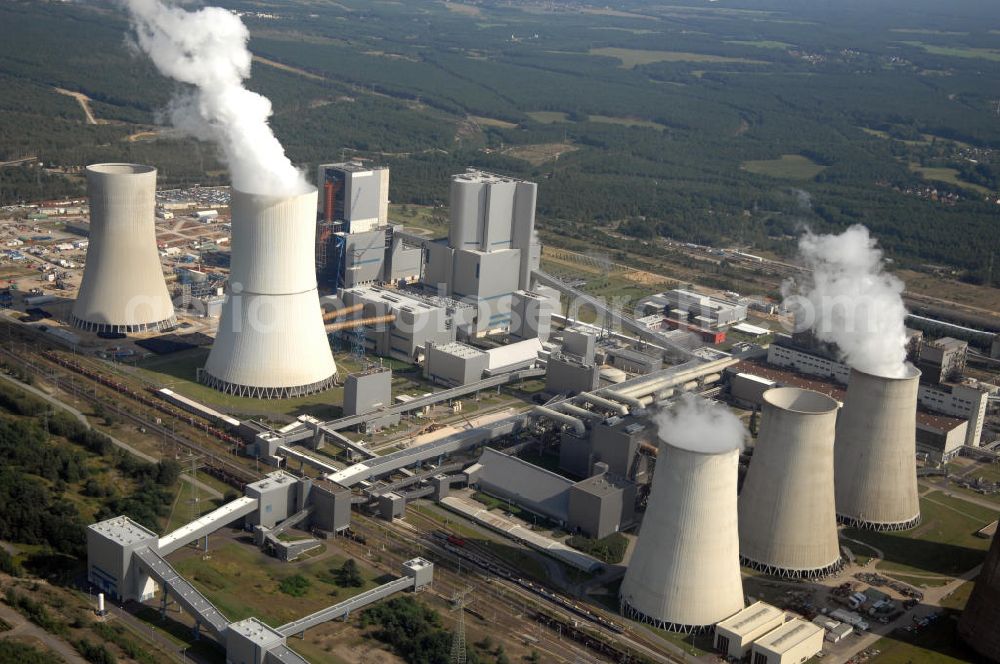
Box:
122;0;308;196
783;225;909;379
654;394;746;454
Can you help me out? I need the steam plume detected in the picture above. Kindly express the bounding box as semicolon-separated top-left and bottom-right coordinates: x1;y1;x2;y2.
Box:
654;394;746;454
121;0;308;196
783;225;908;378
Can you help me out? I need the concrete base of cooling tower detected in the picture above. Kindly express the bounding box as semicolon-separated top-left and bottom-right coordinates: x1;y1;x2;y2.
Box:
198;371;336;400
71;314;177;335
837;513;921;532
740;556;846;581
620;601;717;635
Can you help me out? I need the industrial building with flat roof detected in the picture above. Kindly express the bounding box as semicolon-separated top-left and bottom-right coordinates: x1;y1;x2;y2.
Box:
639;289;747;330
750;618;824;664
714;602;786;659
339;285;475;362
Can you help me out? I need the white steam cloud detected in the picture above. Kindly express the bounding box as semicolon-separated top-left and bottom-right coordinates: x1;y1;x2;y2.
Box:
122;0;308;196
654;394;747;454
783;225;909;378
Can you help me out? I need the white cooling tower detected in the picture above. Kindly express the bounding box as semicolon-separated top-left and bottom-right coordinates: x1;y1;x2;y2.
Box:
202;187;336;398
738;387;842;578
834;365;921;531
620;441;744;632
71;164;175;333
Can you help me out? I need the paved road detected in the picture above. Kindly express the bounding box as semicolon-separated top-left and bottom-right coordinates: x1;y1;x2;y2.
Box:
0;372;158;462
0;602;88;663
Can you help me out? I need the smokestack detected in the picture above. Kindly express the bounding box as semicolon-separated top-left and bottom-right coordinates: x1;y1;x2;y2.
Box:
71;164;176;333
834;366;921;531
620;441;744;631
202;187;336;398
738;387;843;578
957;529;1000;661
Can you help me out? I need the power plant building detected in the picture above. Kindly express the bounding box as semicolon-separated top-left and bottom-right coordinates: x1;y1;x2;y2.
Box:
834;366;921;531
424;341;488;386
315;162;422;289
619;438;744;631
72;164;176;333
202;187;337;398
739;388;843;578
768;335;988;447
421;170;542;336
339;285;475;361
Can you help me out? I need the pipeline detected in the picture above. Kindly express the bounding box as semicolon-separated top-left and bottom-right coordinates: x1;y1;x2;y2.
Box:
322;303;364;321
556;402;606;422
325;314;396;332
531;405;586;436
576;392;629;416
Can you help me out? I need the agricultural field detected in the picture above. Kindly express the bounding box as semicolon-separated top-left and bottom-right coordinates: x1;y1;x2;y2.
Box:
741;154;828;180
587;47;768;68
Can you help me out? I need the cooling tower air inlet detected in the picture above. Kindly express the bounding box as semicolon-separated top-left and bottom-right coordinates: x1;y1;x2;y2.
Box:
620;441;744;632
738;387;844;579
834;365;921;531
958;528;1000;661
202;187;336;398
71;163;176;333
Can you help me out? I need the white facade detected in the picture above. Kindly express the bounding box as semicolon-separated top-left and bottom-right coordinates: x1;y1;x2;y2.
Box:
203;188;336;398
620;441;744;631
739;388;842;577
834;367;921;531
71;164;176;333
767;342;987;446
715;602;785;659
750;619;824;664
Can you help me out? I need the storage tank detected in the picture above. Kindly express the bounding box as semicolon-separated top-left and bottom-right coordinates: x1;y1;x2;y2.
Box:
739;387;843;578
202;187;336;398
620;440;744;631
834;365;921;530
957;528;1000;661
71;164;175;333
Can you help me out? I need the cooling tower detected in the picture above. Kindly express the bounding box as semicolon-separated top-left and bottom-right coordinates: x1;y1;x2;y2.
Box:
202;187;336;398
620;441;744;632
834;365;921;531
738;388;842;578
958;528;1000;661
71;164;175;333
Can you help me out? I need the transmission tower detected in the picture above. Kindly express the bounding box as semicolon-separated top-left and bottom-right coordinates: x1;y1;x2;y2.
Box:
352;323;366;363
449;587;473;664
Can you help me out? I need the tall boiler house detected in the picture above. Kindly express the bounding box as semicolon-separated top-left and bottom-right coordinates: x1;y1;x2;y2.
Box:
71;164;176;333
619;439;744;631
738;387;843;578
202;187;336;398
834;366;921;531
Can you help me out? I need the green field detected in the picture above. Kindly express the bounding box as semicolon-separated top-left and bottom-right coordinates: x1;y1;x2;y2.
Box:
845;491;996;579
526;111;571;124
173;541;384;627
870;612;981;664
898;41;1000;61
589;115;666;130
587;47;767;68
909;163;994;196
724;40;794;49
741;154;827;180
129;347;345;421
